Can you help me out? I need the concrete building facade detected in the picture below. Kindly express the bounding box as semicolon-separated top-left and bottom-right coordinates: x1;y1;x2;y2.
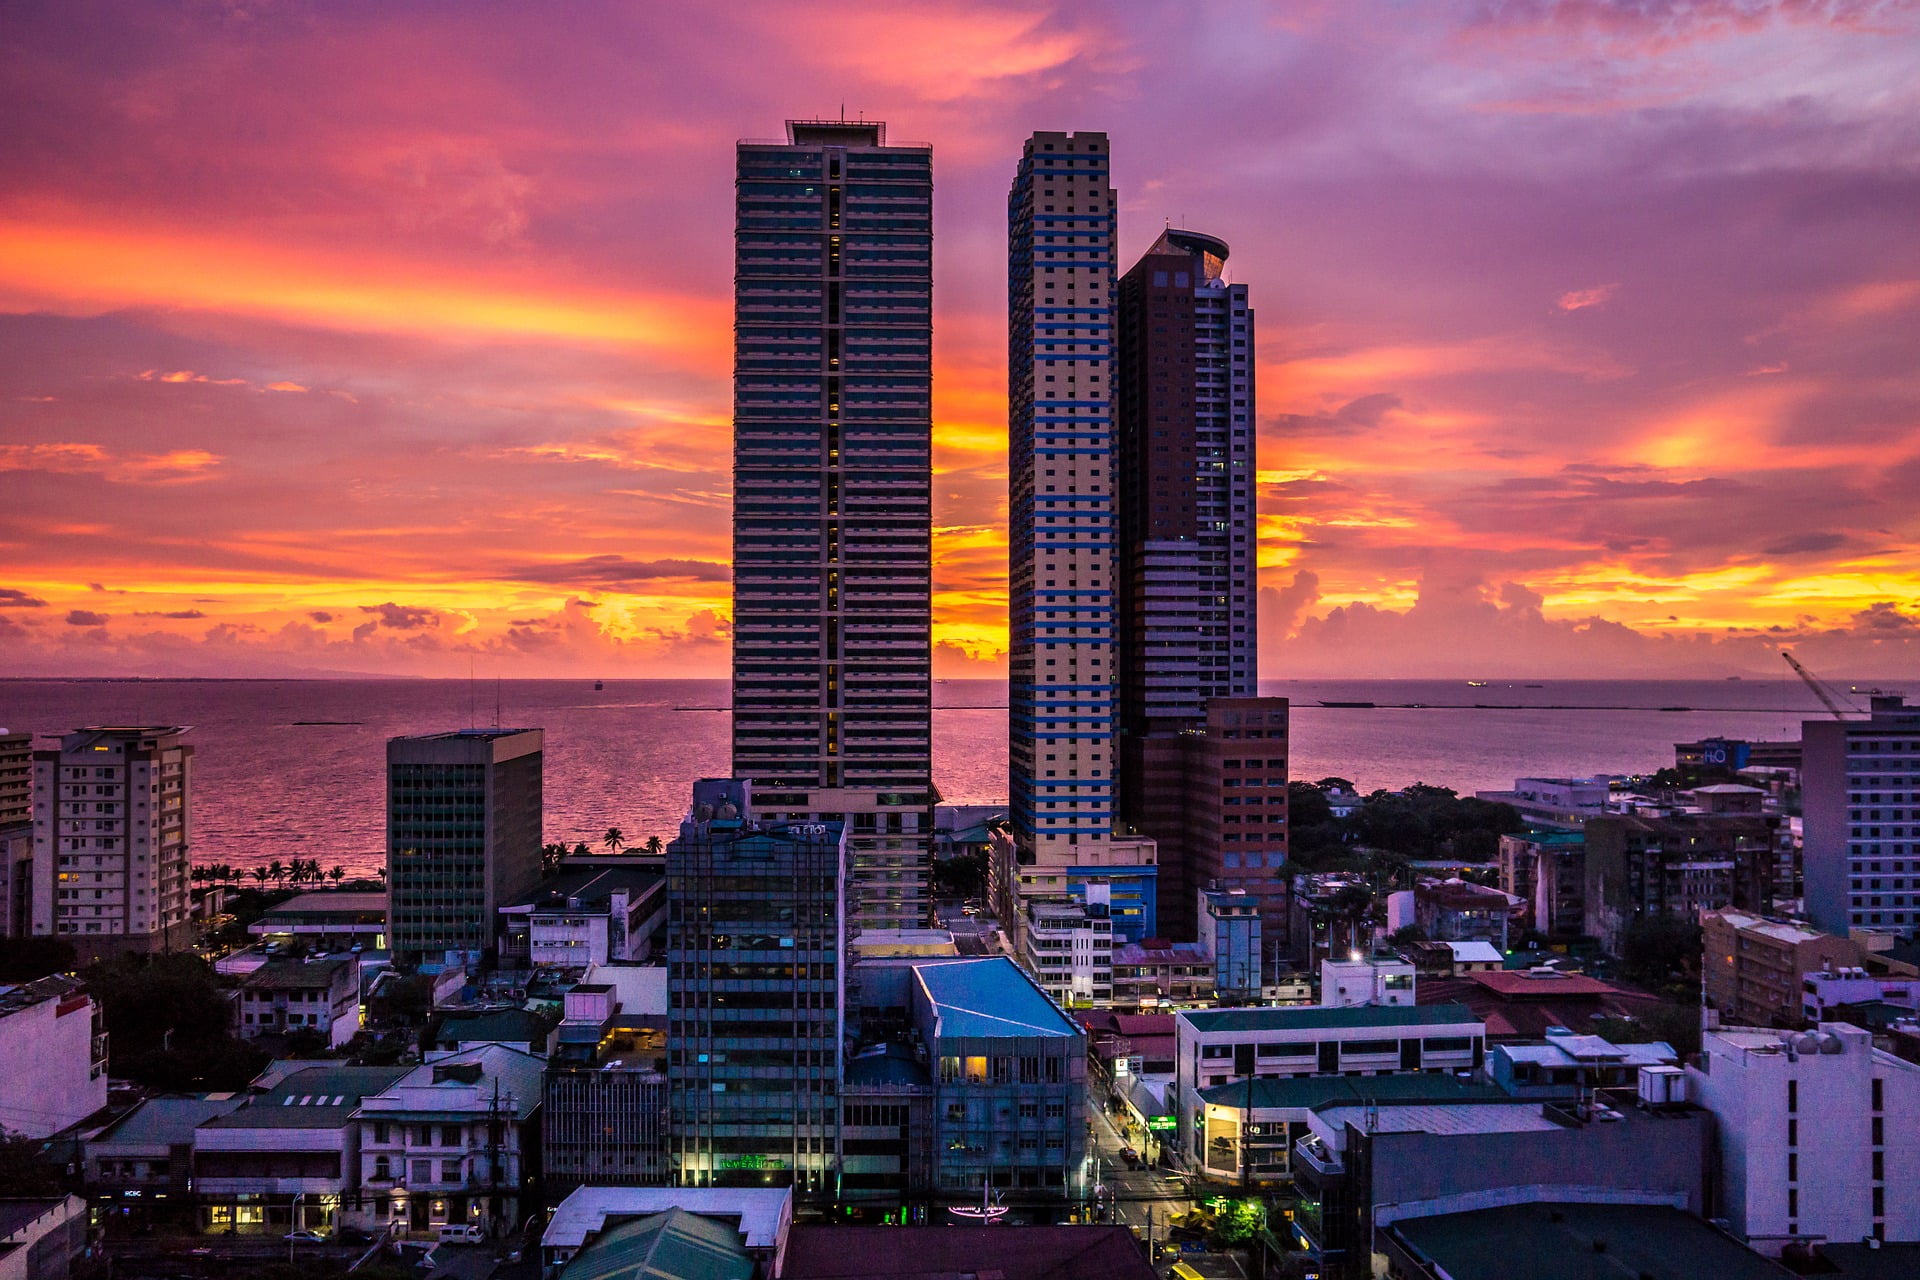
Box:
730;119;935;935
1689;1023;1920;1251
0;975;107;1138
1583;814;1778;956
666;779;845;1195
386;728;543;967
1702;909;1861;1030
31;726;193;955
1804;695;1920;938
1006;130;1119;874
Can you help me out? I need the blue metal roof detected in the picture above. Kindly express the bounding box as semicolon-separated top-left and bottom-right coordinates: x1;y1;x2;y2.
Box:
912;957;1081;1040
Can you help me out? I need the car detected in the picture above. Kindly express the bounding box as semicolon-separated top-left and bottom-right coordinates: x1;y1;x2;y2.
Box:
284;1230;328;1244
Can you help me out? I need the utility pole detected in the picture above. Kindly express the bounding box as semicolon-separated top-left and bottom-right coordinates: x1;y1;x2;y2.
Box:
486;1080;505;1237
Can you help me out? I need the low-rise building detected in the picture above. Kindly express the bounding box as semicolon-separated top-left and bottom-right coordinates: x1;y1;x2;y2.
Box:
0;1196;88;1280
540;1186;793;1278
248;891;387;952
193;1063;408;1236
237;955;360;1048
1688;1023;1920;1252
1173;1002;1485;1176
1487;1027;1677;1096
85;1095;244;1231
0;976;106;1138
1109;939;1213;1009
1196;886;1262;998
1803;967;1920;1025
1392;879;1516;949
1499;831;1587;938
782;1225;1158;1280
543;980;668;1193
1320;954;1416;1007
1190;1072;1507;1184
1381;1202;1793;1280
1020;898;1112;1009
1703;909;1861;1030
1585;814;1778;956
915;957;1088;1201
355;1043;545;1239
497;859;665;970
1291;1091;1711;1278
1417;965;1675;1042
1475;777;1612;832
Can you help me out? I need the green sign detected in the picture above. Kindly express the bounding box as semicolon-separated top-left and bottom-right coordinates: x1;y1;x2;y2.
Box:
1146;1115;1177;1131
718;1155;787;1171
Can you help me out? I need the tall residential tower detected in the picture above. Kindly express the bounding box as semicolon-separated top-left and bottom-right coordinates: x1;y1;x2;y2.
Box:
1115;230;1286;942
31;725;194;957
731;119;934;933
1000;131;1159;970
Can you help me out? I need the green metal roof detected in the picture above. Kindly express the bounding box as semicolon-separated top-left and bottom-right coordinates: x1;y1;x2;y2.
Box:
199;1065;409;1130
1179;1003;1481;1034
1197;1073;1507;1111
559;1207;754;1280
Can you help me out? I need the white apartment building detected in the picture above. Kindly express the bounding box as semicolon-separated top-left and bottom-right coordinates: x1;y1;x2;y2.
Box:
237;955;360;1048
1687;1023;1920;1251
31;725;193;954
0;975;107;1138
1320;955;1416;1007
355;1042;545;1238
1172;1003;1485;1172
1021;897;1112;1009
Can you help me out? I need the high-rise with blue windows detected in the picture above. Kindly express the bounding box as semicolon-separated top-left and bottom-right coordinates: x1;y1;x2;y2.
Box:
1001;132;1158;960
730;119;934;934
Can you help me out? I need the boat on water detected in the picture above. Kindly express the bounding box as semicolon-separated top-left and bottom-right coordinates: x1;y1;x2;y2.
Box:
1467;680;1488;688
594;680;604;691
1318;700;1377;708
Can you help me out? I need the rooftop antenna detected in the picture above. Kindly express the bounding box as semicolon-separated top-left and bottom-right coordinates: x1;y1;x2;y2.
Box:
494;677;501;730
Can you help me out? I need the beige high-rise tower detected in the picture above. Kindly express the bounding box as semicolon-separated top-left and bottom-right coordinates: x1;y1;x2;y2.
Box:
32;725;194;957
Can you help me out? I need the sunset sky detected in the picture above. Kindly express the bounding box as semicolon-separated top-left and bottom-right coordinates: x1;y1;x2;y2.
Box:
4;0;1919;680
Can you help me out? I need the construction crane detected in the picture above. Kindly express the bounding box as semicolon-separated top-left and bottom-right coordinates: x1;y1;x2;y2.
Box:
1782;651;1856;720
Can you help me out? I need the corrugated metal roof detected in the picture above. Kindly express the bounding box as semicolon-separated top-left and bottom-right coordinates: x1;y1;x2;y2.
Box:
911;957;1080;1040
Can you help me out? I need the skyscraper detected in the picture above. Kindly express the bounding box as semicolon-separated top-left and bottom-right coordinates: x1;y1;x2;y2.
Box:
1115;228;1256;731
386;728;543;967
666;778;845;1192
30;725;194;957
1114;230;1285;943
1804;694;1920;938
731;119;934;933
1006;130;1119;867
999;131;1160;968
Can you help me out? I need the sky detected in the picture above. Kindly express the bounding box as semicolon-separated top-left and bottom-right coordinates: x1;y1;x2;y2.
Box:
3;0;1919;681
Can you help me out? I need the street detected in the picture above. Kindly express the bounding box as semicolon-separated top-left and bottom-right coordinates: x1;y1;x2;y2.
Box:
1086;1079;1193;1244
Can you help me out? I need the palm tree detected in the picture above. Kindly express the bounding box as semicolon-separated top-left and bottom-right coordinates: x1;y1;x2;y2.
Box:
644;835;664;856
541;842;568;877
329;865;345;884
267;859;286;886
375;865;388;883
191;865;208;884
603;828;625;854
252;866;271;884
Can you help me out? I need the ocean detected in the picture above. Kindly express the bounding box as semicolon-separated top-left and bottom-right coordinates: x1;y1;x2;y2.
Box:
0;675;1866;876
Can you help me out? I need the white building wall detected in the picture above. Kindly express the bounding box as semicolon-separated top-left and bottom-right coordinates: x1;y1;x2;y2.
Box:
1688;1023;1920;1251
0;987;106;1137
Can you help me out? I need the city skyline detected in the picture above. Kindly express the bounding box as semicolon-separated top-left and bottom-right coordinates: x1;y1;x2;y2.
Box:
3;3;1919;680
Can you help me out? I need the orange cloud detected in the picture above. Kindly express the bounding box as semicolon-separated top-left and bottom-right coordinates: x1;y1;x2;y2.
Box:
0;219;729;366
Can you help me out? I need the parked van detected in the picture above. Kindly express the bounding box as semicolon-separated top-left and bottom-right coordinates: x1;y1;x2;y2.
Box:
437;1224;484;1244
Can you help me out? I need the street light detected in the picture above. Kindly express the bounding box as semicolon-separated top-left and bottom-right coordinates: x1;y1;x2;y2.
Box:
289;1192;306;1264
